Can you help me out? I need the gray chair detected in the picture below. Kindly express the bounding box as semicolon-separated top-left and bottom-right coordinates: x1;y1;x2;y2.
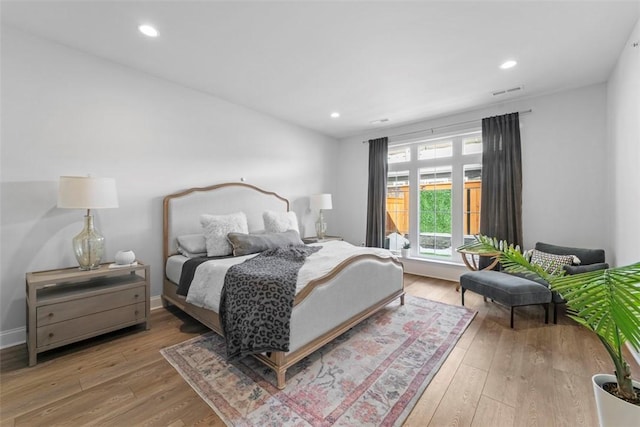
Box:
460;242;607;327
528;242;608;323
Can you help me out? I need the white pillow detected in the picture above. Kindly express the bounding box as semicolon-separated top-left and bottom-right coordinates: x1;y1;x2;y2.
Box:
200;212;248;256
263;210;299;233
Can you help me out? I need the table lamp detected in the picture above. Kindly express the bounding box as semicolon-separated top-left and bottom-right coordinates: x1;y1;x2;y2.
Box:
310;193;332;239
57;176;119;270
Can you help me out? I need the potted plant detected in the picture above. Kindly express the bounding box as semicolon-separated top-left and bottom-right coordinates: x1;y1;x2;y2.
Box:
459;235;640;426
401;242;411;258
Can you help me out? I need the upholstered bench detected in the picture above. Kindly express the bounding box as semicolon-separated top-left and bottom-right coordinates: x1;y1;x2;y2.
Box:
460;270;552;328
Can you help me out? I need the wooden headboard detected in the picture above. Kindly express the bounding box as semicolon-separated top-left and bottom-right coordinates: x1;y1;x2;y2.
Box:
162;182;289;262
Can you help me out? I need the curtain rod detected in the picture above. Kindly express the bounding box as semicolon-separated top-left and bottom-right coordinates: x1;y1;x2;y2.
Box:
361;109;532;143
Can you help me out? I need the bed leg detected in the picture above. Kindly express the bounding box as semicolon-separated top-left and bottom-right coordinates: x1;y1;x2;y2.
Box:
272;352;287;390
160;295;171;308
400;293;405;306
276;369;287;390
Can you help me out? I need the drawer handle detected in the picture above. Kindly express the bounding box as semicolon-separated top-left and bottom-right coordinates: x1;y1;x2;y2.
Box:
48;333;54;338
135;310;139;315
48;313;54;317
134;294;139;298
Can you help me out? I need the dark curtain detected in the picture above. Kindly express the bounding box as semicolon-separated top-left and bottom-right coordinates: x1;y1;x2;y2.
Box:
366;137;388;248
480;112;523;265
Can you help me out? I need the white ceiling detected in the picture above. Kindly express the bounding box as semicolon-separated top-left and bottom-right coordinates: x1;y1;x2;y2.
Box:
2;1;638;139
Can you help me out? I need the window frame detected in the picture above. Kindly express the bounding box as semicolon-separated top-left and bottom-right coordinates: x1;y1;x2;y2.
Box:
387;129;482;259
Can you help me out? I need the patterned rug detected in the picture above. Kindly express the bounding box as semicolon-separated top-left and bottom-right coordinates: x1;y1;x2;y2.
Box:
161;295;475;426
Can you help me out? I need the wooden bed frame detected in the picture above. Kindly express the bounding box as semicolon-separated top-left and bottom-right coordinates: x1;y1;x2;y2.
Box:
162;182;404;389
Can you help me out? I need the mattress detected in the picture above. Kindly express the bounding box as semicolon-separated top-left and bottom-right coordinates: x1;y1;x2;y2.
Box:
166;241;397;312
165;253;257;285
166;254;188;285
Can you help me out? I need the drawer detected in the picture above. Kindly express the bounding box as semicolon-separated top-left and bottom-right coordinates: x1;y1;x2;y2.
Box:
37;285;146;327
36;302;146;348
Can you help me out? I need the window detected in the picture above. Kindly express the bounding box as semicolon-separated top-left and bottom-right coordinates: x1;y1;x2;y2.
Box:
418;140;452;160
386;171;409;250
386;131;482;259
462;135;482;155
419;166;453;256
463;164;482;244
388;146;410;164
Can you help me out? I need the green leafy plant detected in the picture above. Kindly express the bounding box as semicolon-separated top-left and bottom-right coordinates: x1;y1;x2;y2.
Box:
419;189;451;234
402;242;411;250
458;235;640;403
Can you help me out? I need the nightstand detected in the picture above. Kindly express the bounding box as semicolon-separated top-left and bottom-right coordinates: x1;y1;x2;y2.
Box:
302;236;343;244
25;262;150;366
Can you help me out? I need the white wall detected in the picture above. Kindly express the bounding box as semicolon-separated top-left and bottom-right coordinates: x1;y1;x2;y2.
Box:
607;19;640;267
0;27;338;345
335;84;608;279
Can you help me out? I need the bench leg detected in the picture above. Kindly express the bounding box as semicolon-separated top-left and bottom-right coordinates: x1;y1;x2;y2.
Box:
510;306;514;329
544;303;549;324
461;288;465;306
553;303;558;324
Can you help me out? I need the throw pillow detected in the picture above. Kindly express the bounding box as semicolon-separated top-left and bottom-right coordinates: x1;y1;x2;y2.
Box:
200;212;249;256
530;249;577;274
263;210;299;233
176;233;206;254
227;230;304;256
177;248;207;258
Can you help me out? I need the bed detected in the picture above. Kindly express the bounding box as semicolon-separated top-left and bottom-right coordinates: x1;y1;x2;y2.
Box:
162;182;404;389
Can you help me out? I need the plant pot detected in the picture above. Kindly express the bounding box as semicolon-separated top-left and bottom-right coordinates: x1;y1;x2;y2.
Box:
401;249;410;258
592;374;640;427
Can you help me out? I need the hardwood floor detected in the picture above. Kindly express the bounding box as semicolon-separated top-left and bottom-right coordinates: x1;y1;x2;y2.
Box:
1;274;638;426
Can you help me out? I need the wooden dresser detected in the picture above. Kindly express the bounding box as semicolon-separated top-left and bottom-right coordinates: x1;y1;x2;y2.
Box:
25;262;150;366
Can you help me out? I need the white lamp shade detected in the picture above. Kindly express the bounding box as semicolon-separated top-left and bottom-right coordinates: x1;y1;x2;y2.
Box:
310;193;332;211
58;176;119;209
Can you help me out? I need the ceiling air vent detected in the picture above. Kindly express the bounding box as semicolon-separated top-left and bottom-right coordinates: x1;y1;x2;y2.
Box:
492;85;524;96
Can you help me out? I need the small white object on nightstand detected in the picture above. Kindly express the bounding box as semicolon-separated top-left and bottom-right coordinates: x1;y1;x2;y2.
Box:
115;250;135;265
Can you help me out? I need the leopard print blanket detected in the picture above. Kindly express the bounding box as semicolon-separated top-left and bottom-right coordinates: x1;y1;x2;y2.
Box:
219;245;321;359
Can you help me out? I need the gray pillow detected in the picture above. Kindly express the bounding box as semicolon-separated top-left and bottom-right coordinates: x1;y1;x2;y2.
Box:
564;262;609;275
176;234;206;254
227;230;304;257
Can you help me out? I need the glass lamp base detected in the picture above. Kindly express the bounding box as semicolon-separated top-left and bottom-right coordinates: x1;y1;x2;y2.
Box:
72;215;105;270
315;212;327;240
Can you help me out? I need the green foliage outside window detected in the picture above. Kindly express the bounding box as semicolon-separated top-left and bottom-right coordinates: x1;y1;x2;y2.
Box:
420;189;451;233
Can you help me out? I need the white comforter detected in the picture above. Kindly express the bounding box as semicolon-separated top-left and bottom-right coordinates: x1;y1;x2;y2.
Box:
185;240;396;311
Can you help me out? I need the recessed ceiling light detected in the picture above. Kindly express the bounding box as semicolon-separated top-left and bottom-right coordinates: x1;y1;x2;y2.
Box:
330;112;340;118
500;60;517;69
138;24;159;38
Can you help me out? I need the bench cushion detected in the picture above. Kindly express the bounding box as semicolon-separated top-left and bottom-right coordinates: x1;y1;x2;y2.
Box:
460;271;551;307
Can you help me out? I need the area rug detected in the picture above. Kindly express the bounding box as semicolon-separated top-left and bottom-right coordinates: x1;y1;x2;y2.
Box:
161;295;475;426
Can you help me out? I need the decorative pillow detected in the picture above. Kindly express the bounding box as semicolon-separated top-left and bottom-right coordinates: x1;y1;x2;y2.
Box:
177;247;207;258
263;210;299;233
176;234;206;254
530;249;578;274
564;262;608;275
200;212;248;256
227;230;304;257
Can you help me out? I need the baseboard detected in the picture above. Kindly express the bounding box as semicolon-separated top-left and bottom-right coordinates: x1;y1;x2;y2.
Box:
150;295;164;311
1;296;165;350
0;327;25;350
401;257;467;282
